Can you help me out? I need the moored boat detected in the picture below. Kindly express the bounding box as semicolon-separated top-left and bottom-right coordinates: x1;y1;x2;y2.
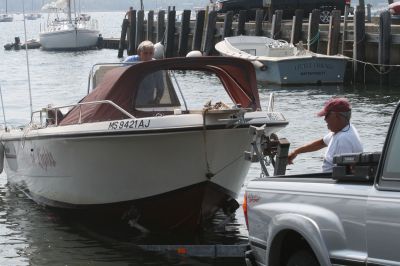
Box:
0;57;288;231
0;0;13;22
215;35;349;85
40;0;99;50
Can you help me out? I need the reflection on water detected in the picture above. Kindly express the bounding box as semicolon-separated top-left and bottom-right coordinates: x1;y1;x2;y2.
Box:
0;174;247;265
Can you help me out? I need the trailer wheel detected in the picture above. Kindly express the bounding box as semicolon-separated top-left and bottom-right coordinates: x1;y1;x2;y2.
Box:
286;249;319;266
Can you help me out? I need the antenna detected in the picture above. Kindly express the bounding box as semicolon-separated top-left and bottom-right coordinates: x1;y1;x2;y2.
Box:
22;0;34;117
0;83;7;130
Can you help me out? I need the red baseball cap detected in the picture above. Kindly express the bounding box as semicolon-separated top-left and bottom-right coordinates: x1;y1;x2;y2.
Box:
317;97;351;117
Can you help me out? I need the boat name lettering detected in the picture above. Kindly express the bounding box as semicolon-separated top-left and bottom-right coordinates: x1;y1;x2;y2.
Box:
108;119;151;130
300;71;326;76
30;147;56;171
294;62;333;71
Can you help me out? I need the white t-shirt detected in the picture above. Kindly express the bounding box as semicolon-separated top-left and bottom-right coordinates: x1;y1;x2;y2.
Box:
322;124;363;172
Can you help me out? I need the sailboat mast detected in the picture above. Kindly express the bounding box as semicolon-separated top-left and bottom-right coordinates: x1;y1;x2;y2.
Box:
5;0;7;14
67;0;72;23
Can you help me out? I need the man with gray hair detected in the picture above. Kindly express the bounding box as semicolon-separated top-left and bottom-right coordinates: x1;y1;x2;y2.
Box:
124;40;155;62
288;97;363;172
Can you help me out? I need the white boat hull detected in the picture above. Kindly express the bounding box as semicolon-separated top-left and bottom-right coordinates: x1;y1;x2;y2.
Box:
255;55;348;85
40;28;99;50
0;15;13;22
215;36;348;85
2;112;287;230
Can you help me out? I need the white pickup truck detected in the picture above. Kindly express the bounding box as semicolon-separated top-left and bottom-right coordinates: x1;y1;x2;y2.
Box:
243;102;400;266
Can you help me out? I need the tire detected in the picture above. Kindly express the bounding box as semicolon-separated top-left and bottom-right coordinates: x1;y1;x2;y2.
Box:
286;249;320;266
319;9;331;24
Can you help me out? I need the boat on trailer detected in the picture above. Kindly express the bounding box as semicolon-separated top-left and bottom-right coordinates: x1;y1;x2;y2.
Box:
0;57;288;231
215;35;349;85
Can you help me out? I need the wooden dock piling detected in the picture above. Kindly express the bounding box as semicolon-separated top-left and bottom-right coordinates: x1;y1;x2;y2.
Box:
178;10;191;57
165;10;176;58
353;6;366;83
255;9;264;36
147;11;154;42
203;10;218;55
118;18;129;58
237;10;247;35
379;11;391;85
157;10;165;42
127;10;136;55
192;10;205;51
222;11;233;38
271;10;283;39
327;10;341;55
136;10;145;50
291;9;304;44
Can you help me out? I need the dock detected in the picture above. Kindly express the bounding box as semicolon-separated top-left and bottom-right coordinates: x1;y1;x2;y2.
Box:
104;7;400;86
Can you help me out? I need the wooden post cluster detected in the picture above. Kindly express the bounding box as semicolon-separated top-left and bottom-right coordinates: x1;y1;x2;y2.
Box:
114;7;398;86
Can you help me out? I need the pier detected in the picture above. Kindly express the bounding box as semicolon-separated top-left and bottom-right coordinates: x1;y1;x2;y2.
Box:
104;7;400;86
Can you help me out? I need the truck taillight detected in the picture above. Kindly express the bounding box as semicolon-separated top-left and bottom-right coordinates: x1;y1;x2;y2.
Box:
243;192;249;229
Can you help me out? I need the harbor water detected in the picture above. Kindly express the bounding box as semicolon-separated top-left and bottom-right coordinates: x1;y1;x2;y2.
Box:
0;12;399;266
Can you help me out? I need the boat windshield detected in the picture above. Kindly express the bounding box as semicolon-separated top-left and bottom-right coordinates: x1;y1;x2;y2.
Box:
135;70;180;108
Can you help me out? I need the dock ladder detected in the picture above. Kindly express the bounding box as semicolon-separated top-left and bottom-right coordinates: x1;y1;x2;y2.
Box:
341;4;353;56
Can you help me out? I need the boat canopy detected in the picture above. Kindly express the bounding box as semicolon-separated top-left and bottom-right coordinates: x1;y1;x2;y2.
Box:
60;57;260;125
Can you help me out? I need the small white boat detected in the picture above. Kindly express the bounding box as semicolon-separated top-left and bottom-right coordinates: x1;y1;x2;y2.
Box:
0;0;13;22
25;13;40;20
77;13;90;21
0;57;288;231
0;14;13;22
40;0;99;50
215;36;349;85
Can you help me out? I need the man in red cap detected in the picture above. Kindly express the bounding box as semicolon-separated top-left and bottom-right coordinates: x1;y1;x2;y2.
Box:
288;97;363;172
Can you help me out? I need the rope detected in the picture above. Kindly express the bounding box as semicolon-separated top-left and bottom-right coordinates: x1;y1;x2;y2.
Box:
348;57;396;84
303;30;320;46
212;153;244;176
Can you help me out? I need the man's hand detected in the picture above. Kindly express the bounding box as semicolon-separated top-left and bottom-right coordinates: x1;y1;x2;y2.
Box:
288;150;298;164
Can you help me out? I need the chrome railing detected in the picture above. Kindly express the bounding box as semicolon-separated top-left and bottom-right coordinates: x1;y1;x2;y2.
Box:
31;100;135;127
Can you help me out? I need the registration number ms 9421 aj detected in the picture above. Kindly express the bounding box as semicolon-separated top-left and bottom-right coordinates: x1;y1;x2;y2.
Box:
108;119;151;130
